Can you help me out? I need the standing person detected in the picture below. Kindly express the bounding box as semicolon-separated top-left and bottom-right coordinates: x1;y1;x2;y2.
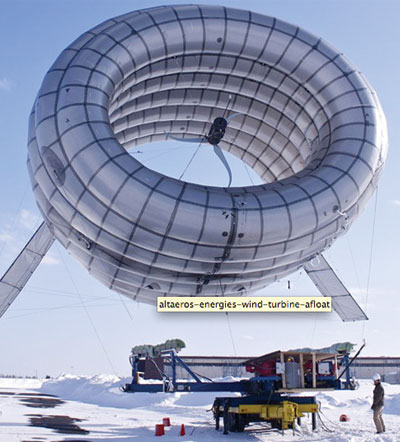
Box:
371;373;385;433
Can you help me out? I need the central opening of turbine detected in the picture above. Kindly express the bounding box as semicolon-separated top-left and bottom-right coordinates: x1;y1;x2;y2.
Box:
108;54;326;187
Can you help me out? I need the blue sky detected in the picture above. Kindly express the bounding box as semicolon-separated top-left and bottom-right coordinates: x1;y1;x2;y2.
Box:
0;0;399;377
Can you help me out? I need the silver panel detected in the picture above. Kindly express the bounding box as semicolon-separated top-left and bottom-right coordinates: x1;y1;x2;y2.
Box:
304;254;367;322
0;222;54;318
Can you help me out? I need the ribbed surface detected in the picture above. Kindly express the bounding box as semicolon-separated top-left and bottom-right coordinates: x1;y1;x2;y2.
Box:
27;5;387;303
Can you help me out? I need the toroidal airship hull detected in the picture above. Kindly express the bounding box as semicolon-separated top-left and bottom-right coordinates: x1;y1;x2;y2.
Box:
0;5;387;321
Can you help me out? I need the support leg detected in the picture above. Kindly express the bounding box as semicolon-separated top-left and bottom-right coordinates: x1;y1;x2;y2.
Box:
312;413;317;431
223;400;230;435
215;407;220;431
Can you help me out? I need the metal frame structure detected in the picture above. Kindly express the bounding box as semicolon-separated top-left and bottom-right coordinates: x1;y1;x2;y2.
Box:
123;347;361;434
124;350;278;394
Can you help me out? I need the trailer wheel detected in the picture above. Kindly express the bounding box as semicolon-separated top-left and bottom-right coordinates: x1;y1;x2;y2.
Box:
235;414;246;432
228;413;246;432
270;419;282;430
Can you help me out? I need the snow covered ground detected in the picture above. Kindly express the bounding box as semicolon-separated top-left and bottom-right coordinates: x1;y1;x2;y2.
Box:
0;375;399;441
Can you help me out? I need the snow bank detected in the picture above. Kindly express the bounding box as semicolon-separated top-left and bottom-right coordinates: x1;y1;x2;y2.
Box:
38;374;243;411
385;394;400;415
315;380;400;418
40;374;169;408
39;375;400;418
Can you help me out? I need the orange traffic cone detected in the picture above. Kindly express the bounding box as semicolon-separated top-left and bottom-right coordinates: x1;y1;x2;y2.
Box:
155;423;165;436
163;417;171;427
180;423;185;436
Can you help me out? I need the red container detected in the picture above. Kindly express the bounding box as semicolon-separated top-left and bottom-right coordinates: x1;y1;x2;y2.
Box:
162;417;171;427
155;424;165;436
246;359;276;376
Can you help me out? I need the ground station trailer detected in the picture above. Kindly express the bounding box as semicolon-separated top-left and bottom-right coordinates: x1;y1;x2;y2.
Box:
123;347;361;435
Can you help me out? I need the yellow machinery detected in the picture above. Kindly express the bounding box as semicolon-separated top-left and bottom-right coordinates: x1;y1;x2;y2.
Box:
228;400;318;432
213;396;319;434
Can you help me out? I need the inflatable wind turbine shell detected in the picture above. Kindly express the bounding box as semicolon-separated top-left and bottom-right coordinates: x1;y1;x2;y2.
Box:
0;5;388;321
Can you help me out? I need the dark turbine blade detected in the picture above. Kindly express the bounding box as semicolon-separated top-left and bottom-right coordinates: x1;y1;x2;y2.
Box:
165;133;205;144
213;145;232;187
226;112;244;123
